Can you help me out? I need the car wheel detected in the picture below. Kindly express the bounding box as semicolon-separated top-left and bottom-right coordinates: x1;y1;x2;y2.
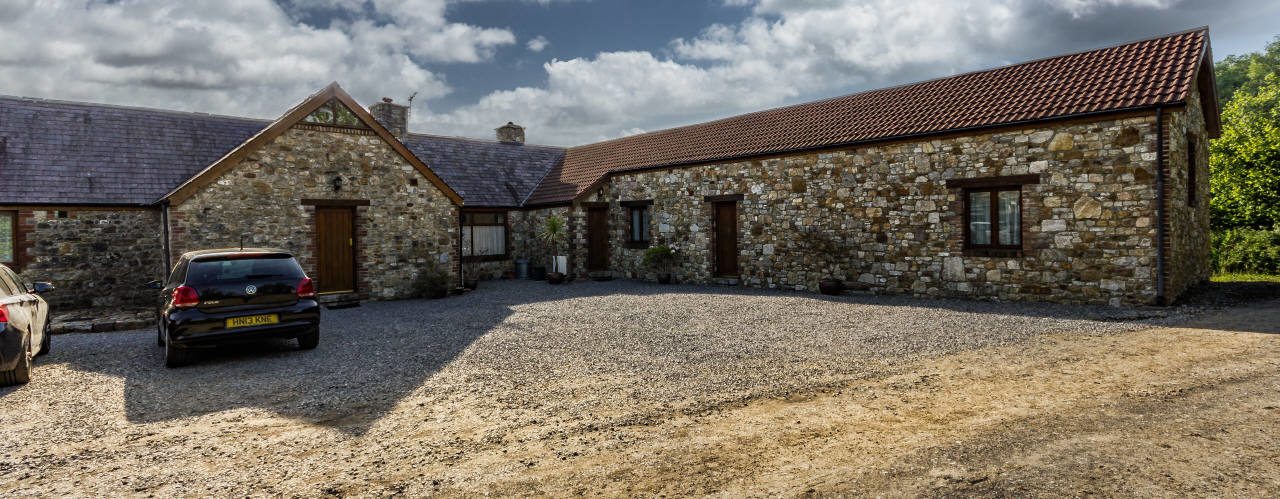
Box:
0;333;32;386
38;321;51;356
164;336;190;368
297;329;319;350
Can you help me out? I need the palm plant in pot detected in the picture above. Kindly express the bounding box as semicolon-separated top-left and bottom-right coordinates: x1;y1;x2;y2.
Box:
539;214;569;284
643;245;677;284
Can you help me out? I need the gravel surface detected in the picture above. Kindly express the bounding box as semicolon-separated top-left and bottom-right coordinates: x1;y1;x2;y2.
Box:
0;280;1196;496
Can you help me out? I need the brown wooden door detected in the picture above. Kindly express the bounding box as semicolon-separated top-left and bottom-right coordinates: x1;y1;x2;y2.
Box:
315;206;356;293
587;207;609;271
714;202;738;277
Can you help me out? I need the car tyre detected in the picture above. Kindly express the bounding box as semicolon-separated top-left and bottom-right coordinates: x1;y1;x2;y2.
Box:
38;321;51;356
0;333;32;386
297;329;319;350
164;336;190;368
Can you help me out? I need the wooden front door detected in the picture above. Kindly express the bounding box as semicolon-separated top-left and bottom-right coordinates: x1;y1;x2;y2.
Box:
587;207;609;271
713;201;738;277
315;206;356;293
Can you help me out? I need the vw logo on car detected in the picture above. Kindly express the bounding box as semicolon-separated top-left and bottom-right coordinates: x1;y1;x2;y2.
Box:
245;284;257;295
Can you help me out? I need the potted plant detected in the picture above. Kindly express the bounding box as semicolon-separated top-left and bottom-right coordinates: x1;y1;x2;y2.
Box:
462;260;480;290
643;245;677;284
412;260;452;299
539;214;569;284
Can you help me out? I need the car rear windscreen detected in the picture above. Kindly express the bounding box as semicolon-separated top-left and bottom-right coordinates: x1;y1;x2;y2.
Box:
186;255;304;285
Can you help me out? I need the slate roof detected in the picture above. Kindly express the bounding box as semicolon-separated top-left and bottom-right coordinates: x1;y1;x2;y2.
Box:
0;95;561;207
401;134;563;207
0;96;268;205
524;28;1214;205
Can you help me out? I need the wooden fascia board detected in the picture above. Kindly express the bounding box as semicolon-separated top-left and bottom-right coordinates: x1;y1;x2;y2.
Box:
162;82;464;206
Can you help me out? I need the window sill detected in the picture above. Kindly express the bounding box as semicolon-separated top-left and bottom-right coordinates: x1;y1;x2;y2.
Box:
462;254;510;262
623;241;651;250
962;248;1024;258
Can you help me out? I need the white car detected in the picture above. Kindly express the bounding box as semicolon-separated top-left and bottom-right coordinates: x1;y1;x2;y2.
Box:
0;264;53;386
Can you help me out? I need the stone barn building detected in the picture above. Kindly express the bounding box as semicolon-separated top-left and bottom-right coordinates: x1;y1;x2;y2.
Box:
0;28;1218;309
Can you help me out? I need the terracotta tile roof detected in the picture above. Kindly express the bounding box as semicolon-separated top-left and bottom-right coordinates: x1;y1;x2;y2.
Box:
525;28;1211;205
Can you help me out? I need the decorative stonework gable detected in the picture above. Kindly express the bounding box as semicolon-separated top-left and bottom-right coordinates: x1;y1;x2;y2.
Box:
168;125;459;300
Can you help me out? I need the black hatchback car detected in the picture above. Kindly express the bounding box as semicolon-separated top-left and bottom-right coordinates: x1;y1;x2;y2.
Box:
150;249;321;367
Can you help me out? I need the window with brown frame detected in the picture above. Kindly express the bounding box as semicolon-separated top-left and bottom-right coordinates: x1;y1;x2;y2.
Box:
0;211;15;266
461;211;508;261
1186;134;1198;207
620;200;653;249
964;187;1022;251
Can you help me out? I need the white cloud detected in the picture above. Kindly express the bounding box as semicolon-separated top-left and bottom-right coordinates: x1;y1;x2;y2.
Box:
0;0;513;121
422;0;1192;145
527;36;550;52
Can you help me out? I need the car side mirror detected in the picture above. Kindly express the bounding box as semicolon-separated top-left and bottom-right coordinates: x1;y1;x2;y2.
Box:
144;280;164;290
32;282;55;294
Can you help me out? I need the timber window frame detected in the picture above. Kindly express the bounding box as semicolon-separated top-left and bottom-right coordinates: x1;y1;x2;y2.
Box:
947;174;1038;257
620;200;654;249
1187;134;1198;207
461;210;509;262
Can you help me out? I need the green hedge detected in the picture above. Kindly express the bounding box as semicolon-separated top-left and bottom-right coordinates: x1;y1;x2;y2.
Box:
1212;226;1280;275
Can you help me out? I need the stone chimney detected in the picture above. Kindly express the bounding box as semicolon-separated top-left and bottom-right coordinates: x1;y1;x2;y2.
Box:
496;122;525;145
369;97;408;137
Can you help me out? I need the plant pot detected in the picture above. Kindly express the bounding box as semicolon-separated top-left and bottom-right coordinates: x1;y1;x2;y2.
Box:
463;277;479;290
529;265;547;281
546;272;565;285
656;272;673;284
818;278;845;296
549;256;568;274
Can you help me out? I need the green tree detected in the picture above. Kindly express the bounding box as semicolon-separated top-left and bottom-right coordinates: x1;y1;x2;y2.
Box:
1209;74;1280;230
1215;36;1280;104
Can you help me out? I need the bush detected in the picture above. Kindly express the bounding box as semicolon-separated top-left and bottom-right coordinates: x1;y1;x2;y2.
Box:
412;260;453;299
1212;226;1280;275
642;245;675;270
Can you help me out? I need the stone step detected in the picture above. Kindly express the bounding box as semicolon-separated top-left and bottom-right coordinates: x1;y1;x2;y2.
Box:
319;293;361;309
712;276;741;286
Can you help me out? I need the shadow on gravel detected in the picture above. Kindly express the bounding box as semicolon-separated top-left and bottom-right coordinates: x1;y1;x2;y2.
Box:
49;278;1213;431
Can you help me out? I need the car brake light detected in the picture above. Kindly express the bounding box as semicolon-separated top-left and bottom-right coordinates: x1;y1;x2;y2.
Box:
172;285;200;308
0;304;8;325
297;277;316;298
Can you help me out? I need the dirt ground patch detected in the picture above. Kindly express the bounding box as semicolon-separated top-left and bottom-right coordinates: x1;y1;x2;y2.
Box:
0;283;1276;497
481;302;1279;497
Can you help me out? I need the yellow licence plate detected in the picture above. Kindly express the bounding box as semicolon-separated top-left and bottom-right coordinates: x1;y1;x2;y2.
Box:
225;314;279;328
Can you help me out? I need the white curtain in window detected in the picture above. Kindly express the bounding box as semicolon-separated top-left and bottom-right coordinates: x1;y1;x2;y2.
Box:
998;190;1020;245
0;212;13;263
630;208;651;242
464;225;505;256
968;192;991;245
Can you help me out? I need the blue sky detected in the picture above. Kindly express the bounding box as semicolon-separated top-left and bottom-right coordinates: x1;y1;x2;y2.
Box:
1;0;1277;146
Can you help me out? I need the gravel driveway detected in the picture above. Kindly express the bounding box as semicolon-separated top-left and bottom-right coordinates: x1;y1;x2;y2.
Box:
0;280;1185;496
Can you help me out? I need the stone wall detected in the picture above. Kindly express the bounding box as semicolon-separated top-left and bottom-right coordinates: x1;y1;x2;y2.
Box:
9;207;164;309
572;113;1180;305
1162;83;1213;301
510;207;572;274
169;126;459;300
